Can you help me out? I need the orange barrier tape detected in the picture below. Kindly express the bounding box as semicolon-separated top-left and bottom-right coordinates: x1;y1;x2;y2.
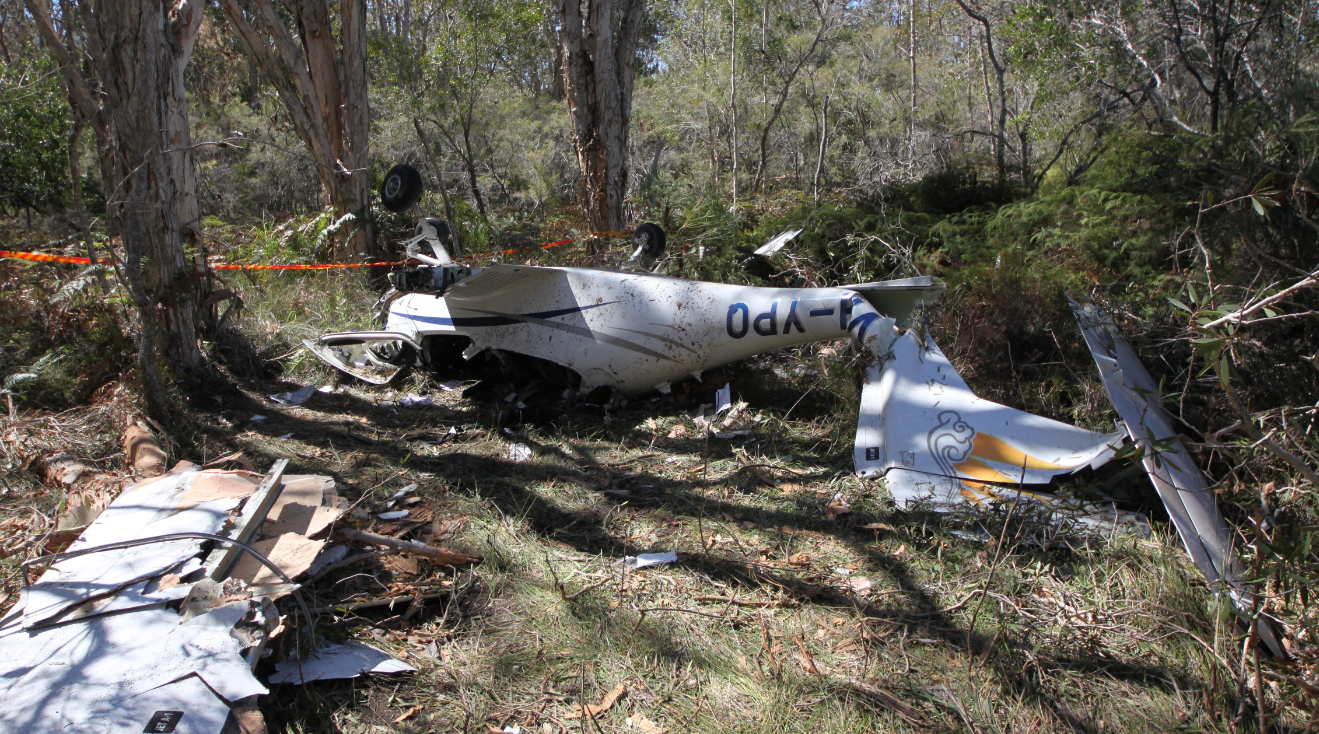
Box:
0;250;99;265
0;234;593;271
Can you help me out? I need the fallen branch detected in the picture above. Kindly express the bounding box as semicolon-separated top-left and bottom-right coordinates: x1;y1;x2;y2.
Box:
792;653;929;726
122;420;167;477
1219;376;1319;486
1202;269;1319;329
336;528;482;566
313;591;448;615
693;594;798;608
303;549;399;583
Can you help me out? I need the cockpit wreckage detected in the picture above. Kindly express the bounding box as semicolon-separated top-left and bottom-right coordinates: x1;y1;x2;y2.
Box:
307;165;1283;654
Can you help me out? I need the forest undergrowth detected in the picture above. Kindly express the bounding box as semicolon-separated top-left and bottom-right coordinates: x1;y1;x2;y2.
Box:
2;122;1319;731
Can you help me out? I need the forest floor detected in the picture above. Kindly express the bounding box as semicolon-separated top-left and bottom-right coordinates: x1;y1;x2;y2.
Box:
198;358;1237;734
0;257;1256;734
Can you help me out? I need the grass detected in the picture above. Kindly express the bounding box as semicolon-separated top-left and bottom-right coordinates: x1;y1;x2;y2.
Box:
191;276;1253;732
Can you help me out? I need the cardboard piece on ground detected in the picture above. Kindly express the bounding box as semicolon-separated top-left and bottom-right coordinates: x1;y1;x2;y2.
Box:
260;476;341;538
202;460;288;580
229;533;326;585
176;471;260;513
268;641;416;684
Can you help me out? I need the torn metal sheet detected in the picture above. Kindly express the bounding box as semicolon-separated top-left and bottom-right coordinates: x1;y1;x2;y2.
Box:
0;601;266;734
55;572;196;622
22;468;252;628
303;331;421;385
77;675;234;734
268;641;416;684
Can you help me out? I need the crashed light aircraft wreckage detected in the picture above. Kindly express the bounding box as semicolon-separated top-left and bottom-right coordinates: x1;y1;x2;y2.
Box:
305;165;1283;653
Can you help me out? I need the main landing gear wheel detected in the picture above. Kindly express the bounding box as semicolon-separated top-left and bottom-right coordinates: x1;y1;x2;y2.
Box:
631;222;667;261
380;164;424;212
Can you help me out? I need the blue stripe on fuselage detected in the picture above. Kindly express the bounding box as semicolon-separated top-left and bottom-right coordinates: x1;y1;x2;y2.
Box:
407;300;618;328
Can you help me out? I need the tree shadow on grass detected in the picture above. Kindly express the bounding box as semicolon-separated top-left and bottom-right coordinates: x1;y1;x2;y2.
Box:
189;380;1225;732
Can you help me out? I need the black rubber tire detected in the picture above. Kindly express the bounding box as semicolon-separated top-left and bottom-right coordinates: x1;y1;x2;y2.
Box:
415;217;452;246
380;164;424;212
631;222;667;260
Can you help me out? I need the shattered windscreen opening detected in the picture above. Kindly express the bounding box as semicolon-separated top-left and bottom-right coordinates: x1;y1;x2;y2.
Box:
305;339;411;384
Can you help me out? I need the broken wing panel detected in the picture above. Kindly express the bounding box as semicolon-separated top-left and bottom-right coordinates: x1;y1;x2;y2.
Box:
1069;300;1240;589
22;468;249;628
855;330;1123;507
0;602;265;734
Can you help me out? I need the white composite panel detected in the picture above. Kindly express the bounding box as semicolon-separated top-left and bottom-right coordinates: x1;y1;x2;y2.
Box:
1069;300;1241;589
0;602;265;733
855;330;1123;507
23;468;240;628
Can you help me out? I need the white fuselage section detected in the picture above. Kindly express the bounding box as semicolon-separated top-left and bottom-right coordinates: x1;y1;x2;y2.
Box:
381;265;903;395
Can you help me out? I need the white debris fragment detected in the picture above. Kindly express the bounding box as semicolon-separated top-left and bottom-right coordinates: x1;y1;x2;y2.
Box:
616;551;679;569
250;414;267;422
306;544;350;577
508;443;532;462
377;510;410;520
714;383;732;414
269;641;416;684
390;483;419;500
0;602;266;733
269;385;315;405
317;384;336;393
853;329;1124;508
277;432;293;439
400;393;432;407
753;228;803;256
22;468;247;628
438;379;463;392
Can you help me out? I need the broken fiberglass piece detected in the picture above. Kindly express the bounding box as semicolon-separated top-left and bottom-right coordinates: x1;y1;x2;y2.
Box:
1069;299;1286;656
55;573;197;622
21;468;254;628
1069;299;1237;587
269;385;315;405
79;674;234;734
268;640;417;684
0;601;266;734
616;550;679;569
753;229;803;256
854;330;1124;504
303;331;420;385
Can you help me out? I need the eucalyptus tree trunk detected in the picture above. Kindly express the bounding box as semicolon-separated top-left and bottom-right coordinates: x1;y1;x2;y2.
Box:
217;0;374;260
28;0;210;418
556;0;646;243
92;0;209;387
